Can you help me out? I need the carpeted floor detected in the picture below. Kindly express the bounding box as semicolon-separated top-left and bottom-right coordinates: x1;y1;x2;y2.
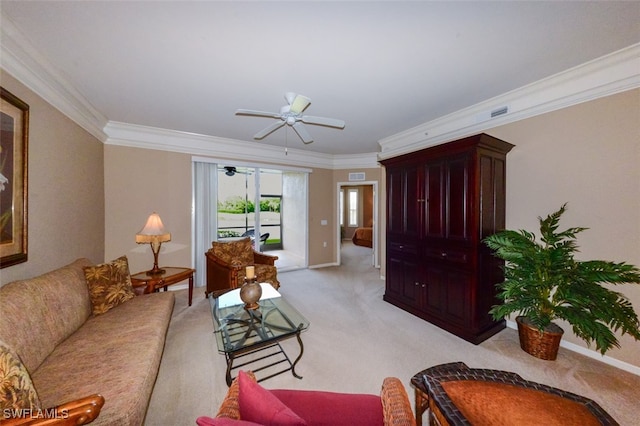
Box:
145;242;640;425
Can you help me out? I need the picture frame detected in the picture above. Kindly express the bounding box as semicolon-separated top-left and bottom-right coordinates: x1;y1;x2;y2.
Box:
1;87;29;268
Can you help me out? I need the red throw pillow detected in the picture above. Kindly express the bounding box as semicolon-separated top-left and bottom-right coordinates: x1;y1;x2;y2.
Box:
271;389;384;425
238;371;307;426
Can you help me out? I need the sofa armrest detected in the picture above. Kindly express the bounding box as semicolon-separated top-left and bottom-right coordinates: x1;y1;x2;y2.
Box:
253;251;278;266
381;377;416;426
2;394;105;426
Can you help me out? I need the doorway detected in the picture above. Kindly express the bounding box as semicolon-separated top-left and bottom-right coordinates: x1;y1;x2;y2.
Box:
336;181;378;268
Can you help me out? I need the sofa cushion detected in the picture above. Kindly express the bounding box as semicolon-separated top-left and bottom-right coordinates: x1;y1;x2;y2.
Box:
272;389;384;425
0;258;94;373
211;238;254;267
84;255;136;315
31;292;175;426
0;339;41;413
238;371;307;426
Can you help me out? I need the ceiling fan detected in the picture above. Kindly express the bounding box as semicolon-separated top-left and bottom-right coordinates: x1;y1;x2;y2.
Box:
236;93;345;144
222;166;251;176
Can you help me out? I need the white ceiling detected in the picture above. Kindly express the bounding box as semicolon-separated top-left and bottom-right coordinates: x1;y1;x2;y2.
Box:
1;1;639;157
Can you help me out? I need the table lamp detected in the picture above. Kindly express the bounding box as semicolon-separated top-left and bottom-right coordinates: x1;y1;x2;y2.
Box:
136;212;171;275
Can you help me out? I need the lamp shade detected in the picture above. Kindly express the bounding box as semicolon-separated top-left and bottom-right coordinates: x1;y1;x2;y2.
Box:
136;213;171;243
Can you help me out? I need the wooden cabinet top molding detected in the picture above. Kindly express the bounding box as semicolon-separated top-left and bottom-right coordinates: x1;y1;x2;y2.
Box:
379;133;514;167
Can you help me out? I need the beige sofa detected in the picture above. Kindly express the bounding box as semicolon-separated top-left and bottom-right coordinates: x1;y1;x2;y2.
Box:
0;258;175;425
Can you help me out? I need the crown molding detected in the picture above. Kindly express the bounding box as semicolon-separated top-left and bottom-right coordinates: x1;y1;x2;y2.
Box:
0;12;108;141
104;121;341;169
378;43;640;160
104;121;381;170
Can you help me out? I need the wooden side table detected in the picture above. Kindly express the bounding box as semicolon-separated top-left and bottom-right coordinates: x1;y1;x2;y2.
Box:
131;267;195;306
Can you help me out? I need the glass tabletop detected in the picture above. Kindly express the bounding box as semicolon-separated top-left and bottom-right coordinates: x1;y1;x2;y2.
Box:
210;283;310;354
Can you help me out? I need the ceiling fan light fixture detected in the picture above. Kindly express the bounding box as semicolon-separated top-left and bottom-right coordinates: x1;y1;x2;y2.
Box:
289;94;311;114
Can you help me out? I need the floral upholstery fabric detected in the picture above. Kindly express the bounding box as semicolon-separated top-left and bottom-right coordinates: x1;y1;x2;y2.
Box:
211;238;254;267
84;255;136;315
0;339;41;413
237;264;280;290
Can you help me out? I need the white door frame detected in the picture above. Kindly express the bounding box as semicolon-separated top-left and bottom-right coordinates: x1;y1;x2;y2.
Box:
336;181;379;268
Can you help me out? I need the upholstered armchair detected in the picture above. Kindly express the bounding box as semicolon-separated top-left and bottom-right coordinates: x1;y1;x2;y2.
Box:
205;237;279;297
198;370;416;426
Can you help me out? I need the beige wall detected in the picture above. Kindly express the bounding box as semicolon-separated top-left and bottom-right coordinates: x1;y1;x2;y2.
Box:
486;88;640;366
103;145;193;275
307;168;335;266
103;149;359;273
0;71;104;285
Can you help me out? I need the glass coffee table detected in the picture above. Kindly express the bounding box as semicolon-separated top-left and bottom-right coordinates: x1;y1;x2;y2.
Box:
210;283;310;386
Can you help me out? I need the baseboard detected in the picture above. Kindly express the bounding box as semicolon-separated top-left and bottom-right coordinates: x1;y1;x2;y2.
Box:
505;320;640;376
308;262;339;269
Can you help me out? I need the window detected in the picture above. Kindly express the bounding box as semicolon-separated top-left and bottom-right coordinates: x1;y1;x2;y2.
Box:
348;188;358;227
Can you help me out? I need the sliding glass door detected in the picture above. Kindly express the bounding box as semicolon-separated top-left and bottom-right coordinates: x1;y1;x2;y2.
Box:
193;159;309;287
216;167;283;251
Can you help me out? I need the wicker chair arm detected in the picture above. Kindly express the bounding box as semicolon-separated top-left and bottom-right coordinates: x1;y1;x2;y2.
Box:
381;377;416;426
2;394;105;426
215;371;257;419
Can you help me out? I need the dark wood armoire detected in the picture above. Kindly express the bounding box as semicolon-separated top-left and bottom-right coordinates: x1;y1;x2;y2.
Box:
380;133;514;344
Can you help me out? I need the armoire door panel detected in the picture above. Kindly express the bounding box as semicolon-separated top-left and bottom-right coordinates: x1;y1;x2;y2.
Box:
404;166;421;238
443;269;470;327
424;265;445;316
446;156;469;240
425;162;444;238
387;169;404;235
387;257;405;297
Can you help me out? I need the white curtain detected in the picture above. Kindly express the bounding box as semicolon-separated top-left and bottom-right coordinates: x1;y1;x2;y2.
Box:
192;161;217;288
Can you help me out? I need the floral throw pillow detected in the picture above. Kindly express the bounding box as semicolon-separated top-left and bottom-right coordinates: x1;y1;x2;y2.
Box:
0;339;41;414
211;238;254;267
84;255;136;315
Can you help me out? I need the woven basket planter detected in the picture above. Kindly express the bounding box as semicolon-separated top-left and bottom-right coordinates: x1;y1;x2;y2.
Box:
516;316;564;360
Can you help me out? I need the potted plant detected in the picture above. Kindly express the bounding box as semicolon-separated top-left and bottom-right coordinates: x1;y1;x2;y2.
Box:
484;204;640;360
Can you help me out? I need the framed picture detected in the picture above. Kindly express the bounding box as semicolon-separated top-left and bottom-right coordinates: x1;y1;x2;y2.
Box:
1;87;29;268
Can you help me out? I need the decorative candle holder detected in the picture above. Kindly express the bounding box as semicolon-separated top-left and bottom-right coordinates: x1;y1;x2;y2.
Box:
240;276;262;310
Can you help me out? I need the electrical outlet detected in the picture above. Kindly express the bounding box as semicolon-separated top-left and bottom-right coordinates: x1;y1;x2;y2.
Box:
323;241;327;247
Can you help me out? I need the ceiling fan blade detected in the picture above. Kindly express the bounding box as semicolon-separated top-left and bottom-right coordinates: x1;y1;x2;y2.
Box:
292;122;314;144
236;109;282;119
254;120;285;139
301;115;345;129
289;94;311;114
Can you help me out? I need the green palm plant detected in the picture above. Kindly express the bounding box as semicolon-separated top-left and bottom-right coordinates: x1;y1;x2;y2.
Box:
484;203;640;355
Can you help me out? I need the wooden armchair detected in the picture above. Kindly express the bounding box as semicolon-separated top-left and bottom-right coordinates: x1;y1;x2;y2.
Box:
2;394;104;426
205;237;279;297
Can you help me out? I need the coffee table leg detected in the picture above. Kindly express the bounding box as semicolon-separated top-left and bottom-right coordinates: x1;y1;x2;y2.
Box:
225;354;234;387
188;274;193;306
291;331;304;380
